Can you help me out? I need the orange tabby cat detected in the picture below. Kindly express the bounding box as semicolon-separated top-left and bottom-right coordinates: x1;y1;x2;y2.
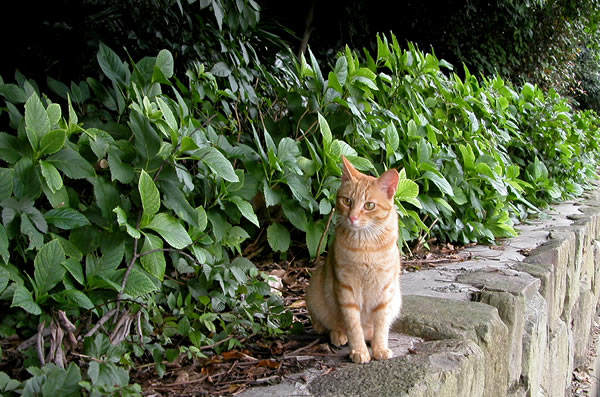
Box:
305;156;401;364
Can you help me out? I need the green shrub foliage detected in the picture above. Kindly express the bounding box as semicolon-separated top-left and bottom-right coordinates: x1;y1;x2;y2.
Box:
444;0;600;95
1;32;600;393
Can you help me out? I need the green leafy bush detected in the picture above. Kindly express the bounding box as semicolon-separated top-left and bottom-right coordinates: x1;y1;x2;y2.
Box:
438;0;600;96
264;34;600;245
1;30;600;394
0;44;295;393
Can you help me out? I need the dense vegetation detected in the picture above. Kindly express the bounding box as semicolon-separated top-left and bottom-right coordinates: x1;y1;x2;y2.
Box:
1;0;600;394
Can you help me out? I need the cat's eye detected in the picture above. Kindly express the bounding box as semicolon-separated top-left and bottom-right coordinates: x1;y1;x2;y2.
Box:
341;197;352;206
364;202;376;210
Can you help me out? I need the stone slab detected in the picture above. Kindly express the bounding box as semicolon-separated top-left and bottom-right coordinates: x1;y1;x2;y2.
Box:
394;295;509;397
308;339;485;397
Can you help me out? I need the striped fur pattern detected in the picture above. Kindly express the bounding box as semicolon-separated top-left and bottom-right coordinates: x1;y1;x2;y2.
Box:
306;156;401;364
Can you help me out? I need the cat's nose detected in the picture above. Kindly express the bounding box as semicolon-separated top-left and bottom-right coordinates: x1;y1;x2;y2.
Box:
349;215;359;224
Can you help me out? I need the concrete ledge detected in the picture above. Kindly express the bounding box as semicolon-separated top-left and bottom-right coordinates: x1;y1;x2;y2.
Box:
240;189;600;397
308;340;485;397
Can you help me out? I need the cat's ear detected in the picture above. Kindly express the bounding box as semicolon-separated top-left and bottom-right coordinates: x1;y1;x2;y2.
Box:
341;155;360;182
378;169;399;199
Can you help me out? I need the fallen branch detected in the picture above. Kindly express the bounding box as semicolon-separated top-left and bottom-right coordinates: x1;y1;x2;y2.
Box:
18;327;51;351
36;321;46;366
402;256;467;266
84;308;118;339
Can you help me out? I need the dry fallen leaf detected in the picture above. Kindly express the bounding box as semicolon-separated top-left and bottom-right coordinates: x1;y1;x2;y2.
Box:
289;299;306;309
174;372;189;383
258;359;280;369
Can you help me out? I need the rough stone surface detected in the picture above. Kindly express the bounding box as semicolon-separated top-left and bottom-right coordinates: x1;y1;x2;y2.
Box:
519;291;547;397
394;295;509;397
455;268;540;389
542;319;572;397
524;230;575;328
308;340;485;397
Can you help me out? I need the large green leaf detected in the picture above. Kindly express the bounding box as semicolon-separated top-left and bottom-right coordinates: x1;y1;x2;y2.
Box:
228;196;259;227
308;49;325;93
384;122;399;154
62;257;85;285
210;62;232;77
144;213;192;249
40;160;63;193
34;239;66;296
396;179;419;201
139;169;161;223
113;207;141;239
0;266;8;293
13;157;42;201
0;168;13;201
0;83;27;103
129;110;161;163
318;113;332;150
282;201;308;232
41;363;81;397
46;103;61;126
20;213;44;251
0;225;9;264
107;149;135;184
39;129;66;155
156;97;178;133
140;234;166;281
334;55;348;87
306;220;326;258
161;180;201;228
459;143;475;171
97;42;129;85
47;147;95;179
155;49;174;80
51;289;95;310
44;208;90;230
0;132;22;164
124;268;158;297
88;361;129;389
24;93;50;151
267;223;291;253
194;146;239;182
421;171;454;197
11;285;42;315
93;177;120;220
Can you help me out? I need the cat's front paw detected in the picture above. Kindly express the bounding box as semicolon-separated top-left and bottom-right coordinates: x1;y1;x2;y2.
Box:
350;347;371;364
372;346;393;360
330;329;348;346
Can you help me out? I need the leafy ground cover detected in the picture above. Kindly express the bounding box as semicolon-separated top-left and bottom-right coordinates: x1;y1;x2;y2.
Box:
0;32;599;395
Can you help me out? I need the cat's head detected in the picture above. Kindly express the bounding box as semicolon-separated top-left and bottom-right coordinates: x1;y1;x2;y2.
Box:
336;156;399;231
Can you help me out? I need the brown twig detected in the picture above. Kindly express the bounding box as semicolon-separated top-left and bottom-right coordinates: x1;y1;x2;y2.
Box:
312;208;335;266
402;256;466;265
70;352;104;363
283;338;320;358
57;310;78;349
36;321;46;366
84;308;118;338
294;107;312;140
109;310;134;345
18;327;51;351
118;238;140;301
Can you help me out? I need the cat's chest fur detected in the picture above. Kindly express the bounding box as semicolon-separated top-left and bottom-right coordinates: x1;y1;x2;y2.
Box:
331;231;400;304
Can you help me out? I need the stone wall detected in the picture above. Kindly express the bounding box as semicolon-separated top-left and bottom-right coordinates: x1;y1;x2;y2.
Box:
389;194;600;397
